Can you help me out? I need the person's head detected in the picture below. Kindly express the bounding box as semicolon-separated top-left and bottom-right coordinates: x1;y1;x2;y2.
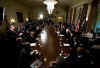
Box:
26;29;29;33
34;63;38;68
36;26;40;30
9;25;16;31
64;52;70;57
66;28;69;32
76;47;85;54
30;31;35;36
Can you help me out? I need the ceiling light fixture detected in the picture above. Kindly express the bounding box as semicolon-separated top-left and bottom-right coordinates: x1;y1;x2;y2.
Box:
10;18;16;23
43;0;58;14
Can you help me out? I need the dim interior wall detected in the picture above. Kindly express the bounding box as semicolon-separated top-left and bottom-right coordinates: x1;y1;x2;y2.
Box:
30;6;67;23
55;8;67;23
0;0;32;35
30;7;47;20
0;0;4;7
1;0;31;23
71;0;92;8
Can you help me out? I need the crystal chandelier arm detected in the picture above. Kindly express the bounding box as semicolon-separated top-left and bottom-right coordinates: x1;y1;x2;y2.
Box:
43;0;58;14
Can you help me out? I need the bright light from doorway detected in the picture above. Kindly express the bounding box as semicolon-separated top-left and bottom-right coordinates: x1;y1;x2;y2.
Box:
58;17;63;20
26;18;29;22
38;14;44;20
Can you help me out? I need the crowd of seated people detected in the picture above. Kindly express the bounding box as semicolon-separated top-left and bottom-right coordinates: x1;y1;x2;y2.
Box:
0;20;100;68
54;23;100;66
0;20;45;68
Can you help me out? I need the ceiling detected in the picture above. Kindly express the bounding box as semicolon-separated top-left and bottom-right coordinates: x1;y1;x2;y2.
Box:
8;0;93;16
13;0;93;9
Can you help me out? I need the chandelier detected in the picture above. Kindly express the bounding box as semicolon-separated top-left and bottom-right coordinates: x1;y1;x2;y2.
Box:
43;0;58;14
